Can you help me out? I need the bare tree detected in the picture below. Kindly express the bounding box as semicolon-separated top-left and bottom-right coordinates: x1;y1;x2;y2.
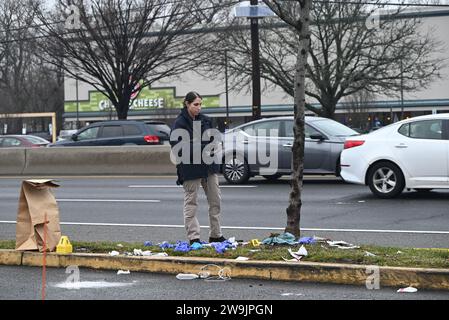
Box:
203;0;444;119
263;0;311;237
34;0;232;120
0;0;63;134
344;90;374;132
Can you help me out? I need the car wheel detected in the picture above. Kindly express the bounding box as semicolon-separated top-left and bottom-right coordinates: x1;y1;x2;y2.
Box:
368;162;405;199
223;155;250;184
414;188;433;193
262;173;283;181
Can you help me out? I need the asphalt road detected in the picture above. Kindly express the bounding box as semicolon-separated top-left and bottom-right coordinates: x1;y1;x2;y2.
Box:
1;266;448;300
0;176;448;248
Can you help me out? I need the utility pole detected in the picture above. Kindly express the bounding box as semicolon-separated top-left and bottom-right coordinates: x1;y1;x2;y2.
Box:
400;59;404;120
250;0;261;121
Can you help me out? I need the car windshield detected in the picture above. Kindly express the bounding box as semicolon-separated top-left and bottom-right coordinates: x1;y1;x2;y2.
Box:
25;136;49;143
312;119;359;137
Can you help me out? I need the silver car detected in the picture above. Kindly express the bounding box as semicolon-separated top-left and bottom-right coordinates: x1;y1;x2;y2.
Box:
222;116;359;184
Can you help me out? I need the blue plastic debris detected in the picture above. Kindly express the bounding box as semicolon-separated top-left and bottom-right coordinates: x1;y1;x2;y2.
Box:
159;241;174;250
144;241;153;247
174;241;191;252
210;240;233;254
262;232;298;245
298;237;316;245
190;242;203;250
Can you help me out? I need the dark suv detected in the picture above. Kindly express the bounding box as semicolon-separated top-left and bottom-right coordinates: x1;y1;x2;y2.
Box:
49;120;170;147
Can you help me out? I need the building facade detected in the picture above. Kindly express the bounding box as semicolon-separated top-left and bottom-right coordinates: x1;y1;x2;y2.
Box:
63;8;449;132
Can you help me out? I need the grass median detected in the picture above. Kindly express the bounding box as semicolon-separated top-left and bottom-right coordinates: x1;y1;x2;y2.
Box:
1;239;448;269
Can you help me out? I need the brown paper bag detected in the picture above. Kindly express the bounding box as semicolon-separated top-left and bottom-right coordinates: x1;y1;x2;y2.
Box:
15;179;62;252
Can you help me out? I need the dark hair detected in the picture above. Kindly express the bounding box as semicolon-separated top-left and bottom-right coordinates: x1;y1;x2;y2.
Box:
183;91;202;108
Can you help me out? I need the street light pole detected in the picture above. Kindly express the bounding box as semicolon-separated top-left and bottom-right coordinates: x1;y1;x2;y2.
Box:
250;0;261;121
75;77;80;129
224;49;230;129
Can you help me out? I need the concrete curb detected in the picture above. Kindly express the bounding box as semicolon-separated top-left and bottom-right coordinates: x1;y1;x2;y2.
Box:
1;249;448;291
0;146;176;176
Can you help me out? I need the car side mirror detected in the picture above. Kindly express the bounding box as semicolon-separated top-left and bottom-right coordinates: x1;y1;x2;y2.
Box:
310;134;326;141
71;134;78;141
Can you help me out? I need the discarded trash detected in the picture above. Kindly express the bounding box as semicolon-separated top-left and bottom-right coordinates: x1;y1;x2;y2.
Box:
327;240;360;250
313;236;331;243
365;251;376;257
142;250;152;256
282;257;300;262
358;200;366;203
109;250;120;256
249;239;261;247
199;264;231;281
143;241;152;247
159;241;174;250
116;243;123;248
396;251;403;254
283;246;308;262
117;270;130;275
228;237;236;243
297;246;308;256
397;286;418;293
190;242;203;250
133;249;143;256
56;236;73;254
210;241;230;254
298;237;316;245
152;252;168;257
235;256;250;261
249;249;261;253
176;273;199;280
174;241;191;253
262;232;297;245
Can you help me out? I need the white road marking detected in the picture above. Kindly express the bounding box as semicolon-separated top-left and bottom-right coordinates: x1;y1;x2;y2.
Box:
128;185;257;188
1;220;448;234
57;199;161;203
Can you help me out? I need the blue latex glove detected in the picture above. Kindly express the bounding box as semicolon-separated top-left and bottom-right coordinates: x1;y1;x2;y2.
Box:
159;241;174;249
190;242;203;250
174;241;191;252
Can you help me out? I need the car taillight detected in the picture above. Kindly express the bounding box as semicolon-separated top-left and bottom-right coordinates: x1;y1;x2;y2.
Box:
144;135;160;144
344;140;365;149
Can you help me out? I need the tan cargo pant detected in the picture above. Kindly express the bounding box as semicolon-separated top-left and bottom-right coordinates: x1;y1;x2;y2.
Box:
182;173;222;241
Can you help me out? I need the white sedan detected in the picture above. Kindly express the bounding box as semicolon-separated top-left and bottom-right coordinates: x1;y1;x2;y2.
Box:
340;113;449;198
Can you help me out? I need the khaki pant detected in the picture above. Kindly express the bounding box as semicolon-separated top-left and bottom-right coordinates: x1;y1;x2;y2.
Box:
182;173;222;241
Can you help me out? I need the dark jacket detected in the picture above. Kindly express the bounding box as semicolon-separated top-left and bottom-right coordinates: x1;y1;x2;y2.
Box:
170;108;220;184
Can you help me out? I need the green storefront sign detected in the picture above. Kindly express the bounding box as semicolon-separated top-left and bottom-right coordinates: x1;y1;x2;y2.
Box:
65;86;220;113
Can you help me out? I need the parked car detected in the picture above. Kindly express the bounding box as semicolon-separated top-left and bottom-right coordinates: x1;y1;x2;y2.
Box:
27;131;52;142
57;129;78;141
340;113;449;198
222;116;359;184
0;135;50;148
48;120;170;147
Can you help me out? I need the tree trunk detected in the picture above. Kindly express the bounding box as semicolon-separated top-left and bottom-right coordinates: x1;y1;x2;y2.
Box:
285;1;311;237
116;97;130;120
